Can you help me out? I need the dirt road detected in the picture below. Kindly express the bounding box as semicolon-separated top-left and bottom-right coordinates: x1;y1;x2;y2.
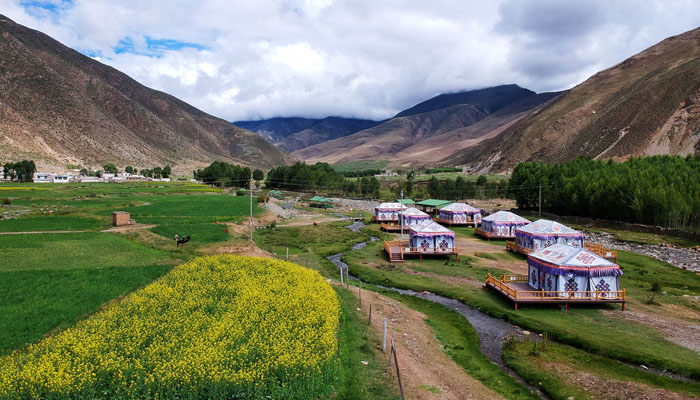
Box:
359;289;502;400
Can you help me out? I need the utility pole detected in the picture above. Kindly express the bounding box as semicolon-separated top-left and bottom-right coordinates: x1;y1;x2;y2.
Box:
538;184;542;217
400;190;404;240
249;170;253;241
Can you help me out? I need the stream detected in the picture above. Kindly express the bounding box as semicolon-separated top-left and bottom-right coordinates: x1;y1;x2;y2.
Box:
327;219;547;398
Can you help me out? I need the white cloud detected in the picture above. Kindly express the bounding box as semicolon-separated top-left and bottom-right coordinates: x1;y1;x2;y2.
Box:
1;0;700;121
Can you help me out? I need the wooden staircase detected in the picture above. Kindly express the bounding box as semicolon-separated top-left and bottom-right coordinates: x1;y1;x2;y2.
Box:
384;241;404;263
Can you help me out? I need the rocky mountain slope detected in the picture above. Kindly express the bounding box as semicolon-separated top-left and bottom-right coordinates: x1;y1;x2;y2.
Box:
0;15;294;173
293;85;559;167
445;27;700;171
234;116;380;153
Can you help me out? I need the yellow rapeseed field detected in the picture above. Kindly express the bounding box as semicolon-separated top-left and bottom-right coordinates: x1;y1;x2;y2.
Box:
0;255;340;399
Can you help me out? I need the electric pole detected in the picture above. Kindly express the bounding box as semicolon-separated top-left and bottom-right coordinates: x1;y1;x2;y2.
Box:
249;170;253;241
400;190;404;241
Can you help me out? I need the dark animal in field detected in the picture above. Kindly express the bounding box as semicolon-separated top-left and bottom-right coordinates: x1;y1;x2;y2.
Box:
176;235;191;247
313;221;318;227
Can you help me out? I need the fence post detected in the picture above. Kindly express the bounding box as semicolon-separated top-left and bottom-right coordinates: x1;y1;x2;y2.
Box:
368;304;372;326
340;267;344;287
359;284;362;308
286;247;288;259
383;318;387;352
392;341;405;400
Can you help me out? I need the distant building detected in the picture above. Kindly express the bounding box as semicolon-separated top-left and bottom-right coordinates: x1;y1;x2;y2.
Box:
374;169;398;177
52;174;71;183
33;172;53;183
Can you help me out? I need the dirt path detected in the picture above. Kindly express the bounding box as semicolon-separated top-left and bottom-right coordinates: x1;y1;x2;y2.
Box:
279;216;345;227
359;289;503;400
0;223;157;235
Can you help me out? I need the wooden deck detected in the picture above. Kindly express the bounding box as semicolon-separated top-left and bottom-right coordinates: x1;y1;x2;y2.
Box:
484;274;626;310
384;240;459;263
380;222;403;232
474;228;513;240
506;241;617;262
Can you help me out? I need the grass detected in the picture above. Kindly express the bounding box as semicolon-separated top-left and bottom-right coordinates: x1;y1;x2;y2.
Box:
382;292;538;400
331;160;388;173
0;265;171;355
335;288;400;399
150;222;233;244
0;215;108;232
344;239;700;378
0;232;172;271
503;338;700;400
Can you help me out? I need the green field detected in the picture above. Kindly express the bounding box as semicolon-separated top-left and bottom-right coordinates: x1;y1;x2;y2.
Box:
0;182;257;357
330;160;388;172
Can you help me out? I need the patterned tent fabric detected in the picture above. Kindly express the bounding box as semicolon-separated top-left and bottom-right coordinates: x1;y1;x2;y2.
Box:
482;211;530;224
440;203;480;214
517;219;583;236
402;207;430;217
409;220;455;237
375;202;408;212
528;244;621;277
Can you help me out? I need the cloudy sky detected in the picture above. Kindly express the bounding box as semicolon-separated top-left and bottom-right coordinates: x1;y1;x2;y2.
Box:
3;0;700;121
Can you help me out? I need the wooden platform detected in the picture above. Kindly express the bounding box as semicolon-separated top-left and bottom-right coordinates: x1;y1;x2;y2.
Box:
485;274;626;310
380;223;403;232
384;240;459;263
474;228;513;240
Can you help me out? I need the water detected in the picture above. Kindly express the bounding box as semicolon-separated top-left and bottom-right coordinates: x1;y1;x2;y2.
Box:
326;220;548;398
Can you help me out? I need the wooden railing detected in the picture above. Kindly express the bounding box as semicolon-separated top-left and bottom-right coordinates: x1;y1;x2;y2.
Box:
485;274;626;302
505;241;532;254
585;242;617;261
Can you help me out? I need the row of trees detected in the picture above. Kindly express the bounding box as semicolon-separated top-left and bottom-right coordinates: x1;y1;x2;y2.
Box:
193;161;253;187
77;164;172;178
423;175;509;200
265;162;380;198
509;156;700;231
3;160;36;182
338;169;382;177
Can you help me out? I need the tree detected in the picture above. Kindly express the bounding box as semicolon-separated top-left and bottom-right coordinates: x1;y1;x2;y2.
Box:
253;169;264;181
476;175;488;186
125;165;134;174
103;163;118;174
162;165;172;178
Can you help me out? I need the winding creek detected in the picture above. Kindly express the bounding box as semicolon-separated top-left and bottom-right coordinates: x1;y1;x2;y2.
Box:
328;219;548;398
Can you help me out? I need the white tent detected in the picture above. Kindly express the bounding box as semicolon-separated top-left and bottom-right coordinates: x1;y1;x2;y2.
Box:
401;207;431;228
374;202;407;222
515;219;585;252
409;220;455;253
480;211;530;238
527;244;622;298
438;203;482;227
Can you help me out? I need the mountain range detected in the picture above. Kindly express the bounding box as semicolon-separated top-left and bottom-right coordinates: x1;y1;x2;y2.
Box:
234;117;381;153
2;14;699;175
0;15;293;174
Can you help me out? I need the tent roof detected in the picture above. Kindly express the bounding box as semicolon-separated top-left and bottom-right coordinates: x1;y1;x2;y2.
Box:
440;202;480;213
483;211;530;223
375;202;408;211
517;219;582;236
410;220;455;236
415;199;452;207
310;196;331;202
402;207;430;217
529;244;617;268
396;198;415;205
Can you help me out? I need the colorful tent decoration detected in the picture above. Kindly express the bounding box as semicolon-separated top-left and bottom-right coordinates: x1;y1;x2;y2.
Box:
409;220;455;253
514;219;585;252
401;207;431;228
309;195;333;208
438;202;482;227
374;202;408;222
480;211;530;238
527;244;622;298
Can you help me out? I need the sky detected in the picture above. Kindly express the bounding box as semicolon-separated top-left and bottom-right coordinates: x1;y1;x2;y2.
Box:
2;0;700;121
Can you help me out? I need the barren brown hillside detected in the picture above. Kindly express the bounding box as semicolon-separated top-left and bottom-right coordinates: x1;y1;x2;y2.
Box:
0;15;294;173
293;85;556;167
445;27;700;171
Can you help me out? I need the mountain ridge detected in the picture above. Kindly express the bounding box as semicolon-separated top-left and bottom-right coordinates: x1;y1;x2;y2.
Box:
0;15;294;173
